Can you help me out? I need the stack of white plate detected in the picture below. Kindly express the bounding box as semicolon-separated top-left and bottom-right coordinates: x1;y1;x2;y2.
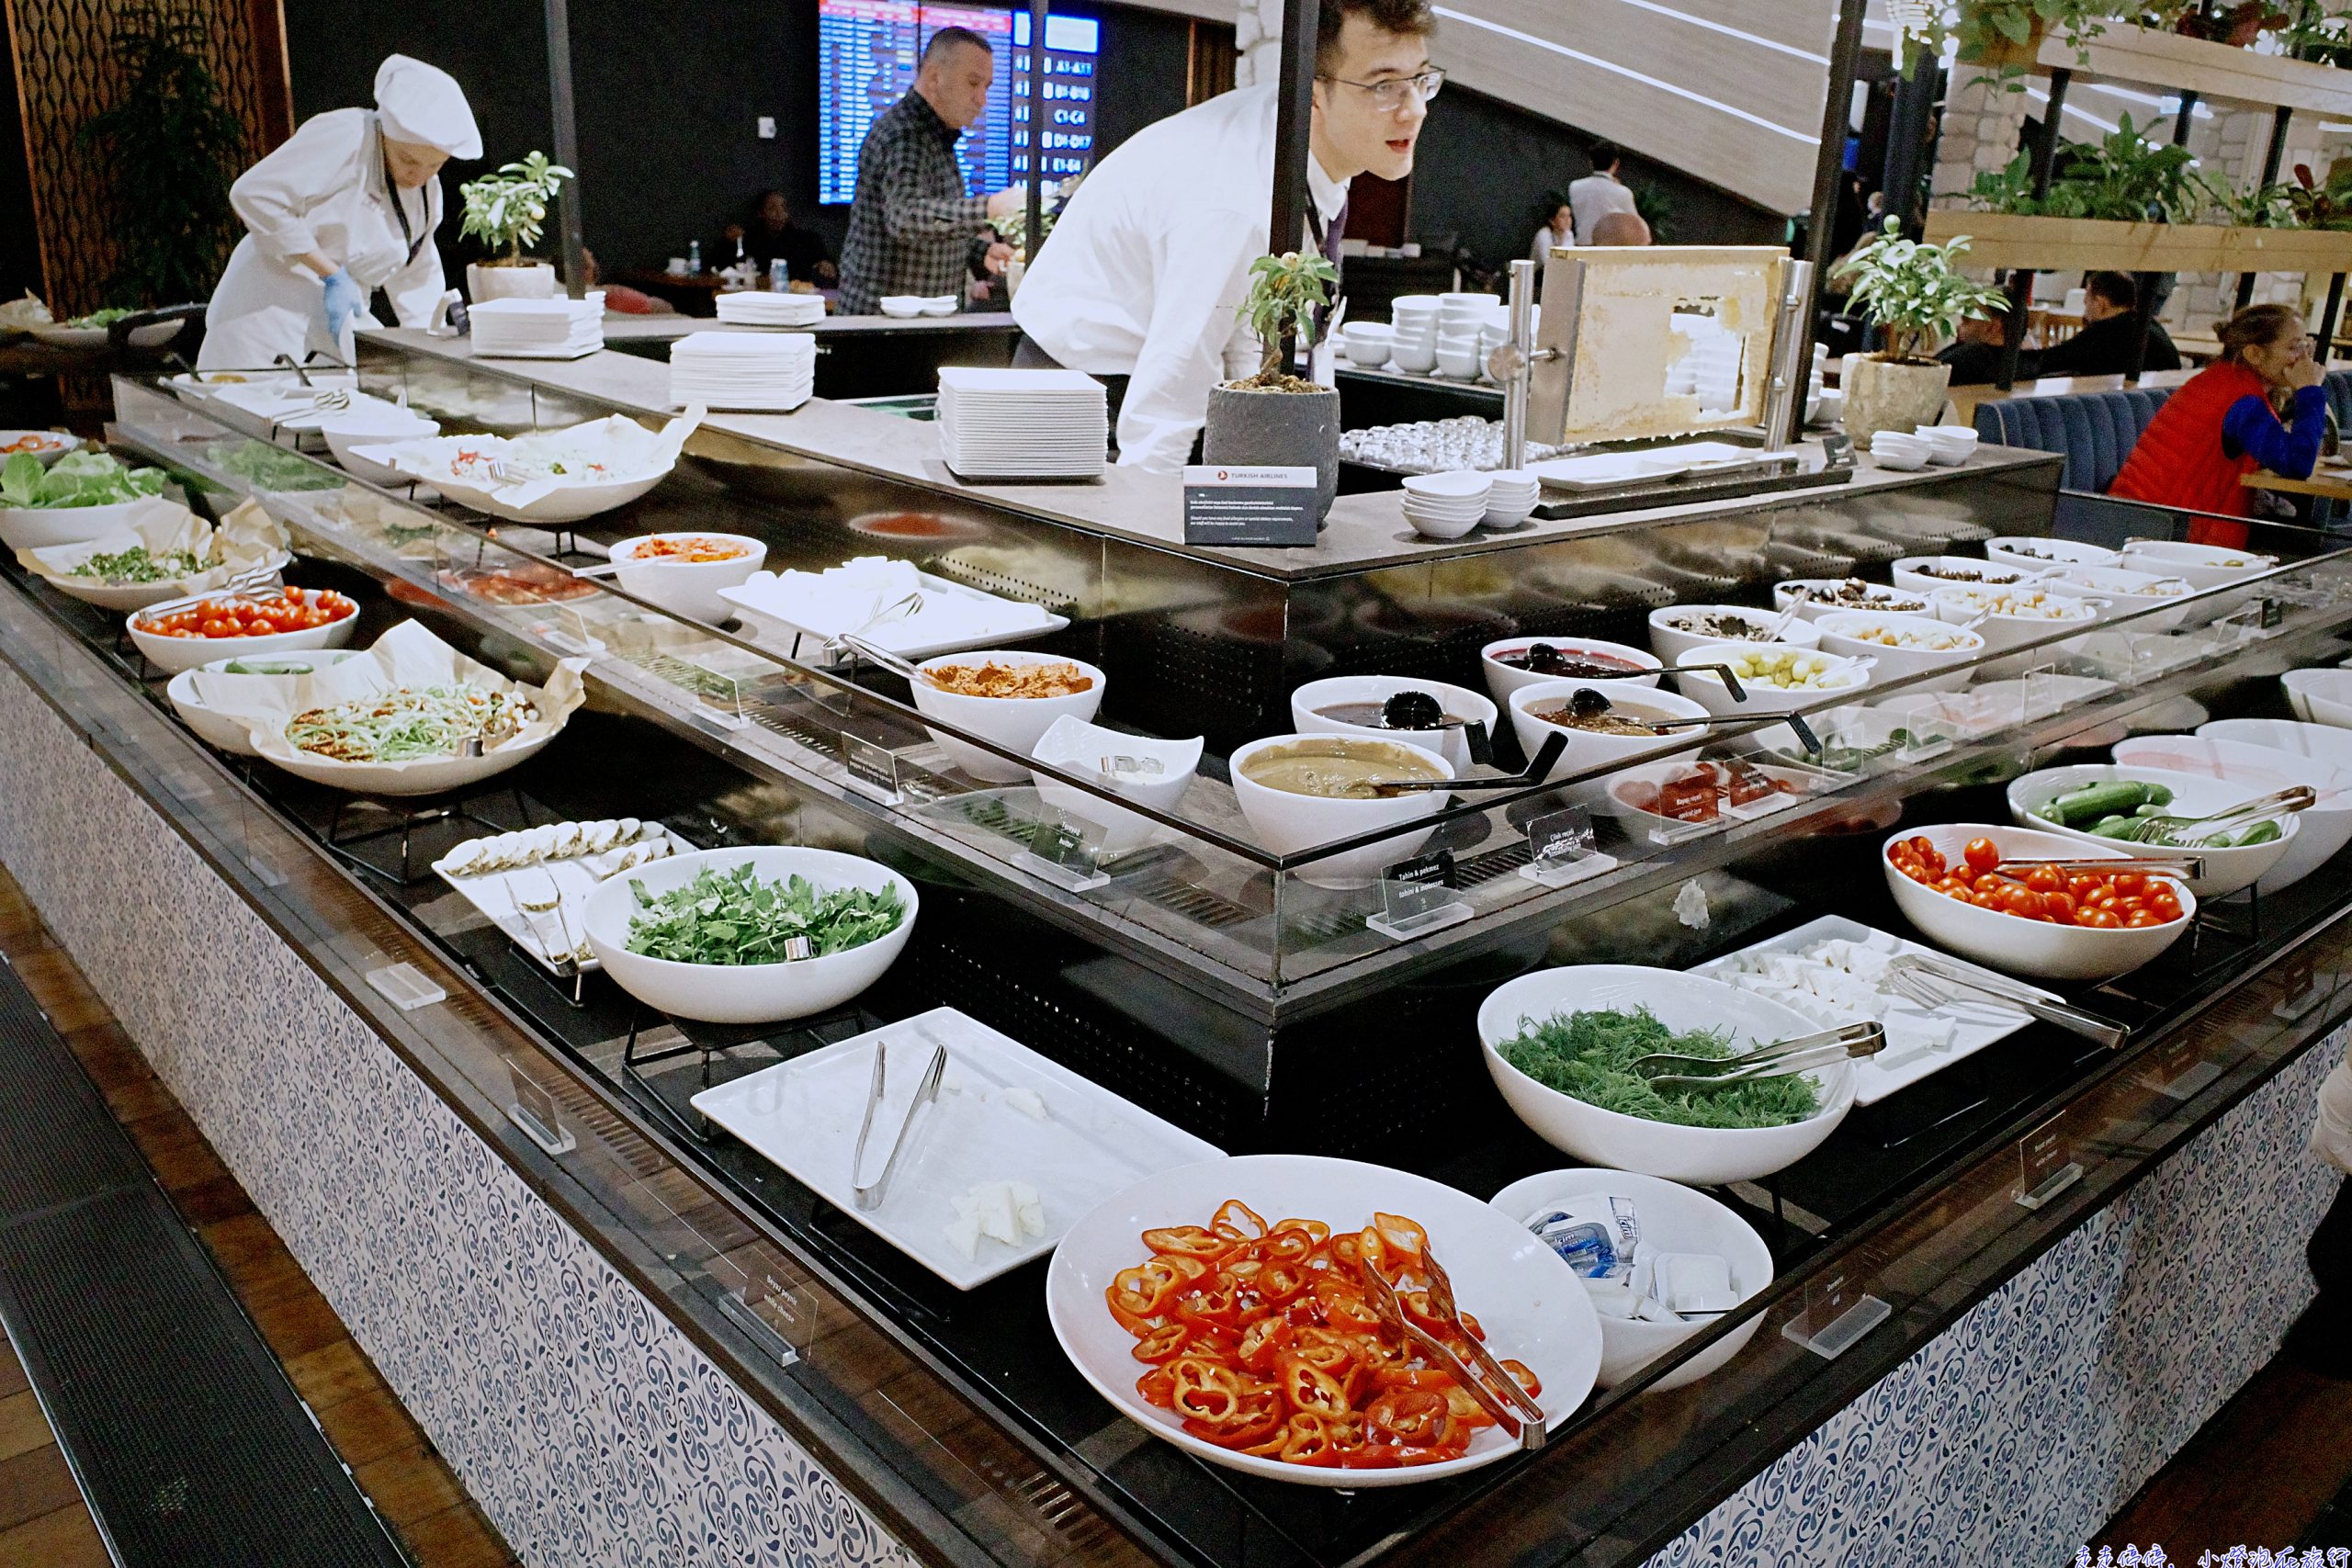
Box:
1400;470;1492;539
937;367;1108;480
1391;296;1440;373
715;291;826;328
881;295;958;319
669;331;817;412
1869;429;1933;471
1483;468;1540;529
469;294;605;358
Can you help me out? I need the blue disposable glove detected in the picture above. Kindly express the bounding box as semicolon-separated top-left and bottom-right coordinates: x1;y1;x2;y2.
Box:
320;268;366;344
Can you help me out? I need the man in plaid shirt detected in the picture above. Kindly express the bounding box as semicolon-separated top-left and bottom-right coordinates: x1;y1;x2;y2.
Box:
839;28;1023;315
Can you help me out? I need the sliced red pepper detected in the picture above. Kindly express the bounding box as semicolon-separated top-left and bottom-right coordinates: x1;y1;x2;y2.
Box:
1272;1218;1330;1244
1237;1315;1295;1375
1256;1261;1309;1305
1311;1278;1381;1332
1251;1228;1316;1264
1325;1232;1363;1269
1499;1358;1540;1397
1211;1198;1268;1244
1168;1357;1245;1426
1173;1281;1244;1336
1108;1258;1189;1322
1366;1388;1451;1447
1136;1366;1176;1408
1130;1322;1189;1364
1275;1412;1338;1465
1372;1213;1430;1264
1277;1351;1351;1417
1182;1392;1281;1450
1141;1224;1234;1263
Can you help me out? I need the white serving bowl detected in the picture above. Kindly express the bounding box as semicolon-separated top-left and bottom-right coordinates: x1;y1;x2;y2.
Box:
1402;470;1490;502
1391;339;1438;373
1984;536;2117;574
1869;433;1931;471
1487;1168;1773;1392
1647;604;1819;666
2113;734;2352;894
44;553;289;614
2045;565;2195;631
1881;823;2193;980
2118;538;2278;592
1919;424;1979;465
1771;580;1934;624
0;431;80;467
1403;501;1485;541
2006;762;2299;897
321;408;439;485
2199;716;2352;775
0;497;157;553
1436;345;1482;379
910;650;1105;784
164;648;367;756
2282;668;2352;728
1228;733;1455;889
607;532;768;623
127;589;360;675
1671;641;1872;717
1508;682;1713;790
1291;674;1497;773
1890;555;2040;598
1481;636;1660;705
1028;716;1201;855
425;466;670;525
1815;612;1984;694
582;846;917;1024
1476;965;1854;1186
1928;583;2098;656
1345;339;1393;367
1046;1154;1600;1487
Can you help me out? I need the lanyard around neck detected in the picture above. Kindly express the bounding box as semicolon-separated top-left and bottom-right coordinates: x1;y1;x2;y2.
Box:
381;152;429;266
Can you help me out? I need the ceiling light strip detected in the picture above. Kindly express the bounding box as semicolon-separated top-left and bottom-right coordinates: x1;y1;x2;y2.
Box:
1432;6;1818;144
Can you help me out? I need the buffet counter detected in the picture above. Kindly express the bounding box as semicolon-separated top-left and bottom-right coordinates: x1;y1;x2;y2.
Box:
0;349;2343;1568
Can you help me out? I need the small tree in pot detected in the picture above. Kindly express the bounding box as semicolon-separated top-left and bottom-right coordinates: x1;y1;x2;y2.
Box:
458;152;575;302
1204;251;1342;524
1831;217;2010;446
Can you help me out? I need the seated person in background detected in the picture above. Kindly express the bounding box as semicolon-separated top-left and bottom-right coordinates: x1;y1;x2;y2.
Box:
2108;303;2327;547
1587;210;1649;246
719;190;837;287
577;248;673;315
1937;312;2031;387
1531;194;1571;262
2035;271;2180;378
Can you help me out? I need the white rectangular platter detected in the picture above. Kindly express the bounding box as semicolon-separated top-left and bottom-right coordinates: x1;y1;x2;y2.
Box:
718;568;1069;662
690;1006;1223;1290
1691;914;2041;1104
432;820;694;974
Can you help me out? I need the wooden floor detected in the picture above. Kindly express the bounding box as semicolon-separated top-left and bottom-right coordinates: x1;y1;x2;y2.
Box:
0;871;518;1567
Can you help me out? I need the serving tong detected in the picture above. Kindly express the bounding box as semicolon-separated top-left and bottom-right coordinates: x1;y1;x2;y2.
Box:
1355;1250;1547;1450
851;1031;949;1211
1365;731;1566;795
2105;784;2314;846
135;562;287;622
1629;1019;1884;1092
825;592;931;678
1986;852;2205;878
1537;686;1822;756
1881;953;2129;1049
271;353;352;411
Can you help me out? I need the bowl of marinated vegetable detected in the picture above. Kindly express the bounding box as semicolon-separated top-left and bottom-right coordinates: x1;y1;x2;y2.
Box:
1882;825;2194;980
1476;966;1855;1186
128;586;359;674
582;846;918;1023
2005;763;2299;898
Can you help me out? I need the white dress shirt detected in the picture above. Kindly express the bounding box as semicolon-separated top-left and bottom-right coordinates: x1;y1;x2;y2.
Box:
1012;85;1350;474
1531;224;1569;265
1567;173;1638;246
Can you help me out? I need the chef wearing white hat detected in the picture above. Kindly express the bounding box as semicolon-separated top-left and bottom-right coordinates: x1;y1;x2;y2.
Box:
198;55;481;370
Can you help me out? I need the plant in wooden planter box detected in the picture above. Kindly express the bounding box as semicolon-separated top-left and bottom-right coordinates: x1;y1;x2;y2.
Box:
1203;251;1342;523
1962;115;2217;221
2169;0;2290;44
2283;159;2352;230
1832;218;2011;445
459;152;575;302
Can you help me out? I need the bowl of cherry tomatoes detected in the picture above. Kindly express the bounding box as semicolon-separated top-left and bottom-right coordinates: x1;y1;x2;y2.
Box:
128;586;359;674
1882;825;2195;981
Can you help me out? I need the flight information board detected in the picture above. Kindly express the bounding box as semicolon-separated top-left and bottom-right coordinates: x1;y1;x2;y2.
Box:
817;0;1101;206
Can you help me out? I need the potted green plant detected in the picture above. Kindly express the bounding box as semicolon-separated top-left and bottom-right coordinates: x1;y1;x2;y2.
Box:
458;152;574;302
1203;252;1342;524
1831;218;2011;445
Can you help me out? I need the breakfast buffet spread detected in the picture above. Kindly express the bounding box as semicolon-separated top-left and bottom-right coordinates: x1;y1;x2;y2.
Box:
15;351;2350;1568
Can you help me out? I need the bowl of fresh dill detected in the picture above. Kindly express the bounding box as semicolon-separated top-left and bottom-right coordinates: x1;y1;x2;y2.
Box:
1476;965;1854;1185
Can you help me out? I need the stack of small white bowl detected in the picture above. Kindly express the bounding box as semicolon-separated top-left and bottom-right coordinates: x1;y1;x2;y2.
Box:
1482;469;1539;530
1435;293;1497;381
1869;429;1934;470
1389;297;1440;373
1340;321;1395;370
1919;424;1979;465
1400;471;1491;539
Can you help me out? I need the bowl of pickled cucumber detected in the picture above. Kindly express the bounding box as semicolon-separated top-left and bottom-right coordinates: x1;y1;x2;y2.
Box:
2006;763;2301;897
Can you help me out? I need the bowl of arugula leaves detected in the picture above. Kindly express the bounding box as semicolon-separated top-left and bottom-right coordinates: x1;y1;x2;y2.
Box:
582;846;918;1023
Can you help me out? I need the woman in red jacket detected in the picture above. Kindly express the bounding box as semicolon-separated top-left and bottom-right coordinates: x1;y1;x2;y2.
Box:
2108;302;2328;547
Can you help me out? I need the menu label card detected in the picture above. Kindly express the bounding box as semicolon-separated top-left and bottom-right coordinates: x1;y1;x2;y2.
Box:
1182;465;1318;547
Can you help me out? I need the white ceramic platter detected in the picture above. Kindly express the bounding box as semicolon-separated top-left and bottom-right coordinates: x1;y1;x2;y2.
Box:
431;822;695;974
691;1007;1221;1290
1046;1153;1602;1486
1690;914;2039;1104
718;568;1069;661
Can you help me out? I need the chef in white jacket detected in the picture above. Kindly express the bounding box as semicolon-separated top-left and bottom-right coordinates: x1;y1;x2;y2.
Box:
1011;0;1439;472
199;55;480;370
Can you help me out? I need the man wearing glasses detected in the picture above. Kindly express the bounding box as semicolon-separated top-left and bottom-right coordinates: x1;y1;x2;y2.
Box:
1011;0;1440;472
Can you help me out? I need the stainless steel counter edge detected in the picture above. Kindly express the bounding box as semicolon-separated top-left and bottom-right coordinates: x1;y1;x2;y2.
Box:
357;328;2063;581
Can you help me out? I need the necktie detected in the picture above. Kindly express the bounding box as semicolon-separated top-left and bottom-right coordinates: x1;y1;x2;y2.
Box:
1310;197;1348;345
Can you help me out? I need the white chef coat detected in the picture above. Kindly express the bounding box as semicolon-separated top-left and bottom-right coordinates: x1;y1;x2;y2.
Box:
200;108;447;370
2314;1041;2352;1175
1011;85;1350;474
1567;173;1638;248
